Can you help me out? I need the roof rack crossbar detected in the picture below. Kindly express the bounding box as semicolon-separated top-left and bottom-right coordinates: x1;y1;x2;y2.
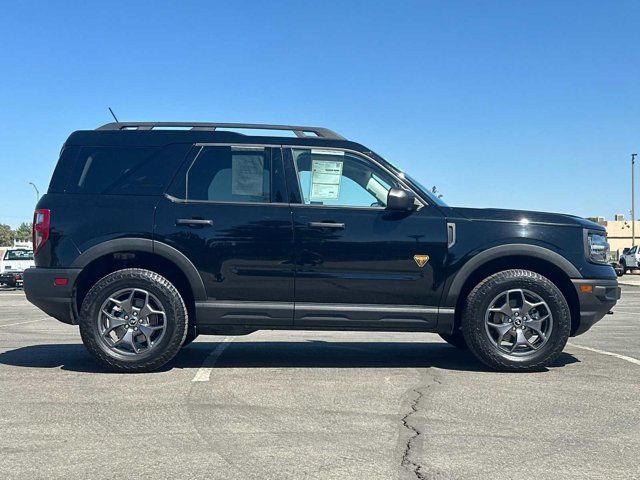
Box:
96;122;346;140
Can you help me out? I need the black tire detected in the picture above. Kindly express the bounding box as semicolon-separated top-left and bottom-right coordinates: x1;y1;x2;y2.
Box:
619;261;627;275
79;268;188;373
461;269;571;372
439;331;469;349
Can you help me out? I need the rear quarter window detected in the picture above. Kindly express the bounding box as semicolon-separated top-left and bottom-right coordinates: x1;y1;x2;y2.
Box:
60;144;191;195
48;146;79;193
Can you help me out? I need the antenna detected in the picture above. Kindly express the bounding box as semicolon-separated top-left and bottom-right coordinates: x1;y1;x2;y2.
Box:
108;107;119;123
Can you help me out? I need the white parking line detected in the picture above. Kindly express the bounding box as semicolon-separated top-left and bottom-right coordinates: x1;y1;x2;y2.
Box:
568;343;640;366
0;319;43;328
192;337;233;382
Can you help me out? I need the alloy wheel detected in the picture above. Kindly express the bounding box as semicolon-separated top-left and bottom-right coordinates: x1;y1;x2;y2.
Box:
484;288;553;356
97;288;167;356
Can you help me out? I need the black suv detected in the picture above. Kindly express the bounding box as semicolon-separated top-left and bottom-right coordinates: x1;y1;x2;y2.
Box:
24;122;620;372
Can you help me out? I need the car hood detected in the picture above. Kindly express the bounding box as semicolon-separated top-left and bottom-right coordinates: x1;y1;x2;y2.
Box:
449;207;603;230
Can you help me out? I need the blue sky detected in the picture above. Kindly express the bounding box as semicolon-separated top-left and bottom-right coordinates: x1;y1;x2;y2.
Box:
1;0;639;227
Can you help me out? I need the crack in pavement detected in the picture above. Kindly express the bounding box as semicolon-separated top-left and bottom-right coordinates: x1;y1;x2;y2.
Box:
399;375;445;480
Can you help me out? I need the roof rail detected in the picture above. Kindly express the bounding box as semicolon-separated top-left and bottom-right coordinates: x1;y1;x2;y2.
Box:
96;122;346;140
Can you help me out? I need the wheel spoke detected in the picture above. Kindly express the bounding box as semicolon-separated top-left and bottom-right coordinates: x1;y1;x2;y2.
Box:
496;328;513;346
487;321;513;337
139;304;165;320
109;291;134;315
488;292;513;319
489;303;513;318
524;316;548;339
525;335;539;350
510;329;528;352
521;299;544;316
113;329;135;351
138;324;161;346
101;310;127;336
137;290;165;320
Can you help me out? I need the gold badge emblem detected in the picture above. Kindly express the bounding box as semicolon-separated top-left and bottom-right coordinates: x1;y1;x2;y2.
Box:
413;255;430;267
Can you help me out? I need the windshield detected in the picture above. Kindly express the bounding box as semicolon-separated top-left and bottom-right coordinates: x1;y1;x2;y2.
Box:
4;250;34;261
402;173;448;207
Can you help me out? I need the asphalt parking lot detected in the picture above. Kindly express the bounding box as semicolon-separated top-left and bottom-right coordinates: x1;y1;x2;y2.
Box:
0;286;638;480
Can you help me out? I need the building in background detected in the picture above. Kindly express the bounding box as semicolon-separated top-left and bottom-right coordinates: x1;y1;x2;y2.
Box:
595;214;639;258
12;240;32;249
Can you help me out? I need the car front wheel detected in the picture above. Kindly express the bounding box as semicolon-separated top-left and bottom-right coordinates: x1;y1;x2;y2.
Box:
461;269;571;372
79;268;188;373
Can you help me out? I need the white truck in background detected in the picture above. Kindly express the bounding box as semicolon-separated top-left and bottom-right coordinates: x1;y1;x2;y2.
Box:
0;248;34;287
618;245;640;275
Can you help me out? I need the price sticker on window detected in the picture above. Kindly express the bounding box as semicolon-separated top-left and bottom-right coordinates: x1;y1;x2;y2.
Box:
310;159;343;200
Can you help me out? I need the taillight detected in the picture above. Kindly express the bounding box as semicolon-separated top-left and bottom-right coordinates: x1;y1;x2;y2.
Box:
33;209;51;254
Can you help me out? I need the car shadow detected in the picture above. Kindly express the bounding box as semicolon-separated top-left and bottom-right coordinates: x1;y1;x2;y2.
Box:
0;340;580;374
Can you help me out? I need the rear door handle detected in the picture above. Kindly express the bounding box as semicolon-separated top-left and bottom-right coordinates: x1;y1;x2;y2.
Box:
308;222;345;229
176;218;213;226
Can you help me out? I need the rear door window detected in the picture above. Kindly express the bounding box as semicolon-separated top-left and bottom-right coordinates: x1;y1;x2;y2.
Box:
169;146;283;203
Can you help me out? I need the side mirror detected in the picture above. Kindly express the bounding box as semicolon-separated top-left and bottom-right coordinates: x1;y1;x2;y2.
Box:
386;188;417;211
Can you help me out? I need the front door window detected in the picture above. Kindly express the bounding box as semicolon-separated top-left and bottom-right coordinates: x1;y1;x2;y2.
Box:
292;148;398;208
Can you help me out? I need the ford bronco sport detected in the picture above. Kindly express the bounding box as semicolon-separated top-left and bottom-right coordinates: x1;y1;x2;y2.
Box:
24;122;620;372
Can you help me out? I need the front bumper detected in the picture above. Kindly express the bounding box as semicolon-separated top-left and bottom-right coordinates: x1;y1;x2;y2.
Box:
571;278;621;336
23;268;81;324
0;272;14;283
1;271;23;286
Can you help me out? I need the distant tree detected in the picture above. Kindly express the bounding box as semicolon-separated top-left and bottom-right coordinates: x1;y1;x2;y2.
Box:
14;222;32;242
431;186;444;199
586;217;599;223
0;224;12;247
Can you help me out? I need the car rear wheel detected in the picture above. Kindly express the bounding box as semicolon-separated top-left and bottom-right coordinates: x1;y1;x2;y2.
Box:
461;269;571;372
79;268;188;373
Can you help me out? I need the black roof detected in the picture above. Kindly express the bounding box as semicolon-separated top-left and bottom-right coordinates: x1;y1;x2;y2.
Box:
97;122;345;139
65;122;371;153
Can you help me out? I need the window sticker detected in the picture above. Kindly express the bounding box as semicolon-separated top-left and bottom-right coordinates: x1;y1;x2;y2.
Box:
310;159;343;200
232;154;264;196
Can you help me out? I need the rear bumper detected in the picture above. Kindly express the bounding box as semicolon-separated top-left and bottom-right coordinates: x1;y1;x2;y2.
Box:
23;268;81;325
571;278;620;336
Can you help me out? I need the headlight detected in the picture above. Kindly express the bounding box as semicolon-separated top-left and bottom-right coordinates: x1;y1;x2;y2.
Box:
587;231;610;264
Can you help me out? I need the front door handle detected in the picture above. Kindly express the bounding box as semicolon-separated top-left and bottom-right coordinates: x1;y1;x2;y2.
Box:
176;218;213;226
308;222;345;229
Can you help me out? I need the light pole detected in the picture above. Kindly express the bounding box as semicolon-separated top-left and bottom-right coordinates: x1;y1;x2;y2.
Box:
28;182;39;204
633;154;637;246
